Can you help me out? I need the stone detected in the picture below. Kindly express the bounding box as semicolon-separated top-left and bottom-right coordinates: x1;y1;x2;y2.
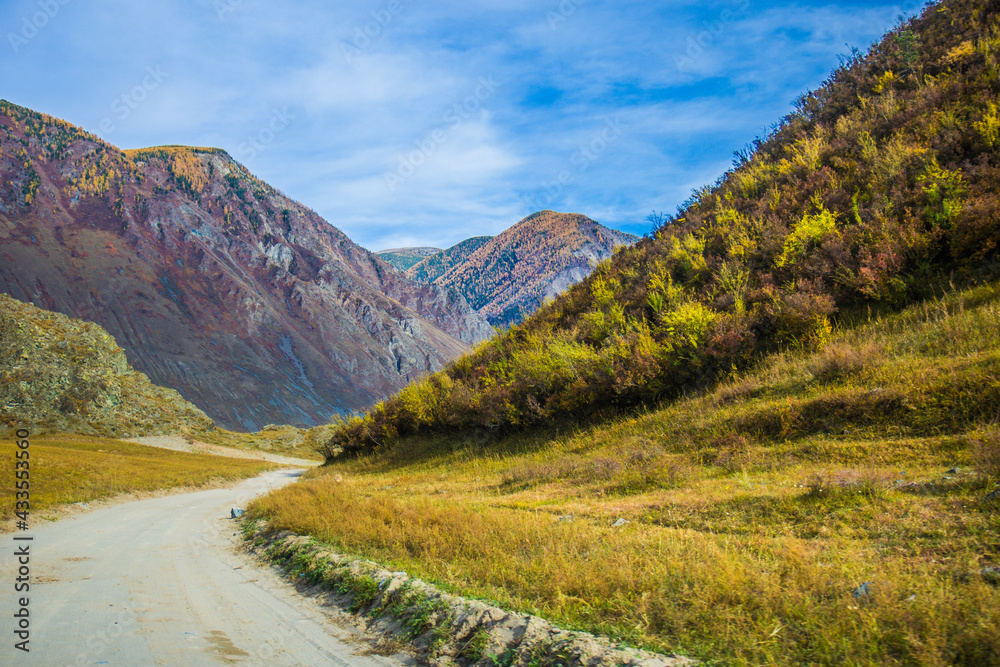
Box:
230;507;245;519
612;518;629;527
981;567;1000;584
852;582;871;599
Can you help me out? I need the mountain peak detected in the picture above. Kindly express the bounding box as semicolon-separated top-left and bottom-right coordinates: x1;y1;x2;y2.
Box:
408;211;638;327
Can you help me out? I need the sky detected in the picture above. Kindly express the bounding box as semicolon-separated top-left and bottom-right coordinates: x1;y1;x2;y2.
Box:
1;0;926;251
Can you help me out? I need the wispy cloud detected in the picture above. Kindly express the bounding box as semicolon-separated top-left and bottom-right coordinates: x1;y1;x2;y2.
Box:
0;0;921;248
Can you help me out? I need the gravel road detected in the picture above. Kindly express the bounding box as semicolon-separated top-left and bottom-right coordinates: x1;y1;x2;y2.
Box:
0;470;412;666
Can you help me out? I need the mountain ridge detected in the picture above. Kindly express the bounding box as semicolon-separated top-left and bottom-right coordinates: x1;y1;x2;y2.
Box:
406;212;638;327
375;246;443;271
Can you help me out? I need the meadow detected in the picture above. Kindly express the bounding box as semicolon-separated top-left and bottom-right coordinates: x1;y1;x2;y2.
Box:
0;434;276;520
251;282;1000;665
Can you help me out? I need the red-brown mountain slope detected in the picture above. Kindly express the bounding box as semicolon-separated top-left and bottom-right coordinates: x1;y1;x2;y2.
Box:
0;102;492;430
422;211;638;326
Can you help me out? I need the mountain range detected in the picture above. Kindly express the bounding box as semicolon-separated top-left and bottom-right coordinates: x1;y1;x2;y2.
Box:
0;105;496;430
0;102;637;431
327;0;1000;453
412;212;638;326
376;247;444;272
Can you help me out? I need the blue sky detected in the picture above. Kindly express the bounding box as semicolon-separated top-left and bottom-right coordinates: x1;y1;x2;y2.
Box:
2;0;924;250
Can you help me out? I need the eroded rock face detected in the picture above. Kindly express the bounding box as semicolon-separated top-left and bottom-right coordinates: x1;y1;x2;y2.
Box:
0;102;491;429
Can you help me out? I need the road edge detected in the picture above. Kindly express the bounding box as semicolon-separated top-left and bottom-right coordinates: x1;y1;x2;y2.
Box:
241;521;697;667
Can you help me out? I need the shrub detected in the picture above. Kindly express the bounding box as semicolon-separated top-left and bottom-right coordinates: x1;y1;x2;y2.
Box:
775;206;840;268
774;287;837;349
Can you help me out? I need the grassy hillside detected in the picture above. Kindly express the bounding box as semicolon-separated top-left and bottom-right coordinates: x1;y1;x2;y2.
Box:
324;0;1000;455
0;293;213;436
252;279;1000;665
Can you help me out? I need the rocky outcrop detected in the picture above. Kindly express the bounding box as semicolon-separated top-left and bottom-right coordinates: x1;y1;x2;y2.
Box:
0;102;492;429
0;293;213;436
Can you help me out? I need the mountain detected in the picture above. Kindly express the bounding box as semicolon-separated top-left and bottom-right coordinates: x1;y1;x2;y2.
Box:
0;103;492;430
404;236;493;284
376;247;442;271
408;212;638;327
0;293;213;436
326;0;1000;454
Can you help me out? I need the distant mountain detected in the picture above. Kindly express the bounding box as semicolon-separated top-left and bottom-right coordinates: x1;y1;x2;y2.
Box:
415;212;638;327
376;247;442;271
0;102;492;430
0;293;213;437
405;236;493;284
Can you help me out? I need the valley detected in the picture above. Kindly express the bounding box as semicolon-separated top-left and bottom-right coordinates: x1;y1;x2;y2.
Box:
3;0;1000;665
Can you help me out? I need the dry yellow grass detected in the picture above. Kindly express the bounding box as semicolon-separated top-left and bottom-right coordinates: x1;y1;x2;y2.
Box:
0;433;276;518
188;424;327;462
252;283;1000;665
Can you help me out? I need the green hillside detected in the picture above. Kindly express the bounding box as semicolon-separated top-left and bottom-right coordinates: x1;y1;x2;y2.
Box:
326;0;1000;455
376;247;443;271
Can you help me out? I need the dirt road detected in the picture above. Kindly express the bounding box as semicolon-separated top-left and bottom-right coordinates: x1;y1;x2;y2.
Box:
0;470;412;666
125;434;323;467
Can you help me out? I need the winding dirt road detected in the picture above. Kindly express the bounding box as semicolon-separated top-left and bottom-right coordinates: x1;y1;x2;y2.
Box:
0;470;412;666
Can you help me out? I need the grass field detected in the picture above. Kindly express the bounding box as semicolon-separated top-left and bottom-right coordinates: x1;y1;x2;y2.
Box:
1;434;277;520
250;283;1000;666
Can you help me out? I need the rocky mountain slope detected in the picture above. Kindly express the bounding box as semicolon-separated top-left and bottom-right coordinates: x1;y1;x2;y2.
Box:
0;105;492;429
0;293;213;436
412;212;637;327
376;246;442;271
